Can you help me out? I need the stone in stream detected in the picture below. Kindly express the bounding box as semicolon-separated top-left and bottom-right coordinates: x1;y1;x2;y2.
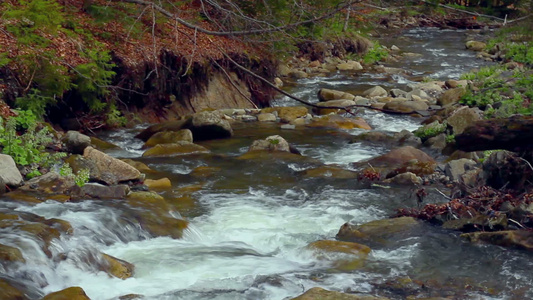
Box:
83;147;143;185
336;217;420;246
135;119;191;141
317;88;356;102
248;135;292;153
144;178;172;189
101;253;135;279
261;106;309;123
362;86;387;98
301;165;359;179
73;182;130;199
41;286;91;300
383;100;429;113
314;99;356;115
291;287;388;300
353;146;436;179
465;40;486;51
143;129;193;148
0;154;24;187
307;240;371;271
307;114;371;130
0;279;27;300
188;111;233;141
0;243;25;263
19;172;75;194
461;230;533;251
142;142;210;157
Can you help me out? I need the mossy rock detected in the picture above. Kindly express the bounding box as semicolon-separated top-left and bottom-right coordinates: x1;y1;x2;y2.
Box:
189;166;222;178
101;253;135;279
144;178;172;190
2;191;43;205
307;115;371;130
307;240;371;271
0;279;26;300
302;166;358;179
135;119;191;141
0;243;25;263
17;223;61;257
42;287;91;300
336;217;419;245
142;142;210;157
126;192;188;238
90;136;120;151
121;159;154;173
143;129;194;148
166;195;198;215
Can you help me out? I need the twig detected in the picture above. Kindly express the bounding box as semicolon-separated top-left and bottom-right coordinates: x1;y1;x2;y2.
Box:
508;218;526;229
435;188;452;200
518;157;533;172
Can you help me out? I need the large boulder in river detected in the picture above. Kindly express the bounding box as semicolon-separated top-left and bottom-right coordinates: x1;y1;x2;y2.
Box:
291;287;387;300
317;88;355;102
143;129;193;148
83;147;142;185
62;131;91;154
188;111;233;141
142;141;210;157
0;154;23;187
383;100;428;113
355;146;436;178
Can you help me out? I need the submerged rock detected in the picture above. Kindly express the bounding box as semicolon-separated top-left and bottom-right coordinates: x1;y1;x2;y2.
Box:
307;240;371;271
101;253;135;279
301;165;359;179
461;230;533;251
142;142;210;157
0;243;25;263
42;286;90;300
291;287;387;300
0;279;27;300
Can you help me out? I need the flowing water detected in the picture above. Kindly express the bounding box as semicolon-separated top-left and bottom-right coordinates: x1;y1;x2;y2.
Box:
1;28;532;300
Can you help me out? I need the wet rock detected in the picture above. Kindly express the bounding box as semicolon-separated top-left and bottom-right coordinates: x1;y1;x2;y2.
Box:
315;99;356;115
0;243;25;263
446;106;482;135
143;129;193;148
249;135;291;152
121;159;154;173
188;111;233;141
90;136;120;151
383;172;422;186
363;86;387;98
437;87;466;107
135;119;191;141
142;142;210;157
465;40;486;51
76;183;130;199
0;154;23;187
190;166;222;178
307;240;371;271
62;131;91;154
307;115;371;130
445;159;477;182
291;287;387;300
262;106;309;123
443;214;507;232
144;178;172;189
461;230;533;251
84;147;142;185
126;191;188;238
20;172;75;194
336;217;419;245
42;286;90;300
102;253;135;279
0;279;26;300
257;113;277;122
302;166;359;179
317;88;355;102
383;100;428;113
355;146;435;178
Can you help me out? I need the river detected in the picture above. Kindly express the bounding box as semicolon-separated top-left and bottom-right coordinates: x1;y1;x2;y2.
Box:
1;28;532;300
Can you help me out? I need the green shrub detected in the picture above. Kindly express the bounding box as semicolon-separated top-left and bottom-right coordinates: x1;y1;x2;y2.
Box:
363;42;388;64
413;122;447;139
